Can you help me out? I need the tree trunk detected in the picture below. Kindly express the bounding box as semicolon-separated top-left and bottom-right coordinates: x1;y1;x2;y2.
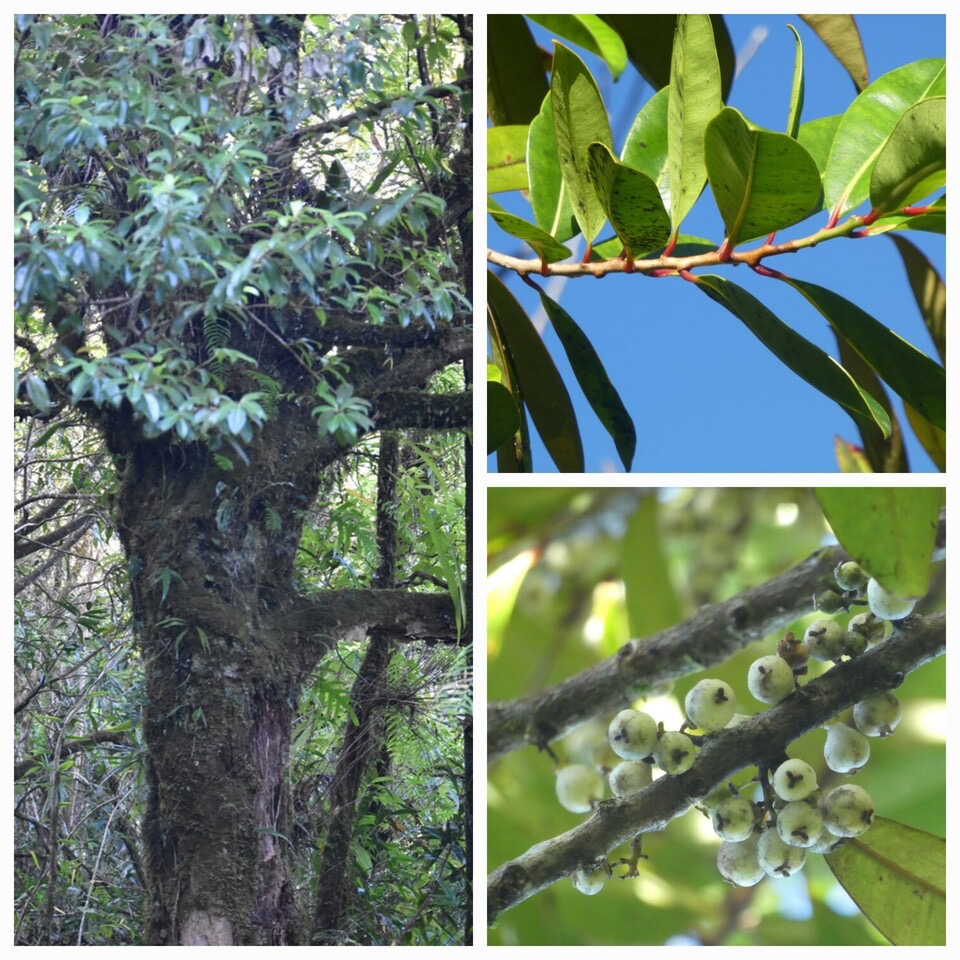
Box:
113;401;325;945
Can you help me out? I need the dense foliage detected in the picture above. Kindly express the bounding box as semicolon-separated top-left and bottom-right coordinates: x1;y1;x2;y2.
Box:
15;14;472;945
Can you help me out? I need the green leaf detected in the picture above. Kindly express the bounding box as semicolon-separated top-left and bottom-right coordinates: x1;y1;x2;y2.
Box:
823;58;945;222
584;142;670;259
887;234;945;364
866;193;945;236
24;373;51;413
487;15;549;127
780;277;945;431
487;271;584;472
550;41;613;248
528;15;627;80
834;437;873;473
667;14;723;236
785;24;804;139
487;200;571;264
535;285;636;471
904;401;945;472
487;125;529;194
814;489;944;597
691;275;892;439
704;107;821;247
620;86;671;215
825;818;944;945
797;113;842;179
870;97;945;217
800;14;869;91
487;380;520;455
527;93;579;242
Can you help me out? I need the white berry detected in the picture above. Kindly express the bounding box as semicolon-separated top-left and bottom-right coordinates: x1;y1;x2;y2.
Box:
772;758;818;801
609;760;653;797
608;709;658;760
819;784;875;837
804;618;846;661
747;655;795;704
572;865;606;895
758;829;806;877
867;577;917;620
685;678;737;731
853;692;902;737
654;731;697;775
711;796;756;841
555;764;604;813
823;722;871;773
716;834;764;887
776;800;824;848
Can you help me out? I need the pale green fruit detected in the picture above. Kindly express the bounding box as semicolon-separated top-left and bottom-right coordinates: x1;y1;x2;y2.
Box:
853;692;902;737
820;784;875;837
824;722;870;772
716;834;764;887
684;678;737;731
804;617;845;661
848;611;886;645
608;709;658;760
747;655;795;704
867;577;916;620
654;731;697;775
758;829;806;877
555;764;604;813
609;760;653;798
776;800;824;848
711;796;755;841
772;758;818;802
834;560;868;592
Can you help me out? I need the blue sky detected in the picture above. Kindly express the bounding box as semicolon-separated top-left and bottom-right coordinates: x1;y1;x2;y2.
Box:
487;14;946;473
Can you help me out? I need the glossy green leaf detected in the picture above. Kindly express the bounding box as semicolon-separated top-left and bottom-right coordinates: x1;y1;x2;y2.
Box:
870;97;945;216
888;233;945;364
704;107;821;246
487;125;529;194
815;490;944;597
487;270;584;472
488;15;550;126
692;274;891;438
826;818;944;945
488;320;531;474
487;380;520;455
487;200;572;264
781;277;945;431
550;41;613;247
800;14;868;91
599;14;735;101
904;401;946;472
527;93;579;242
797;113;842;178
528;14;627;80
786;24;804;139
621;86;671;214
823;58;945;221
668;14;723;235
536;285;636;471
585;142;670;258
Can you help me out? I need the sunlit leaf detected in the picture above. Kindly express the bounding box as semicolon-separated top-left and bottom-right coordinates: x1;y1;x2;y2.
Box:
527;93;580;242
488;125;529;194
887;234;945;364
904;401;946;472
834;437;873;473
528;14;627;80
487;200;572;264
620;86;671;214
786;24;804;139
800;14;868;91
865;193;945;236
488;380;520;455
797;113;842;179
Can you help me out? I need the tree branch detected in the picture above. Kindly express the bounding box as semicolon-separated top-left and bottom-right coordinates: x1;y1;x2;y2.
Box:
488;545;846;762
487;610;944;925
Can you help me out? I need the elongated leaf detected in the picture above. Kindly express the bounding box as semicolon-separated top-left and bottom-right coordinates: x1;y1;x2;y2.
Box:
488;15;549;126
668;15;722;236
781;277;945;431
585;142;670;258
824;58;945;221
815;490;944;597
536;286;636;471
621;85;671;213
800;14;868;91
551;41;613;247
487;125;529;194
888;234;945;364
834;437;873;473
705;107;821;246
487;200;572;264
786;24;804;139
527;93;579;242
870;97;945;216
528;14;627;80
692;275;891;438
487;271;584;472
826;819;944;945
904;400;945;471
600;14;735;101
488;380;520;455
488;322;531;473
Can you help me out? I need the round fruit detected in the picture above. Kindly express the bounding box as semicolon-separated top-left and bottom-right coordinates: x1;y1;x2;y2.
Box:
853;691;902;737
711;796;756;842
772;758;818;802
840;630;868;658
747;655;795;704
758;829;806;877
716;834;764;887
834;561;868;592
804;618;846;661
684;679;737;731
609;760;653;798
847;611;886;645
776;800;824;848
608;709;658;760
866;578;917;620
572;865;606;895
820;784;875;837
823;722;870;773
555;764;604;813
654;731;697;775
815;588;844;614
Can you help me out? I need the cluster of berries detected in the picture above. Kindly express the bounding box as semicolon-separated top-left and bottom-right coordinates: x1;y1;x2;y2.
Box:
557;560;910;894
